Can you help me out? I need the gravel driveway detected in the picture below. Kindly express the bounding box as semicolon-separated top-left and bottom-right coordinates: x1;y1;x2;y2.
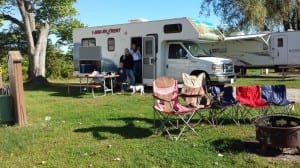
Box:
286;89;300;103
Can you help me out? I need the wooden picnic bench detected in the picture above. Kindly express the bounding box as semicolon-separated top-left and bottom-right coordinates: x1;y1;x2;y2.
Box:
66;83;101;98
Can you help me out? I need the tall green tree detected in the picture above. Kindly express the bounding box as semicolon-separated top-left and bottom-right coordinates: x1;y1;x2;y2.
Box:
0;0;83;81
200;0;300;31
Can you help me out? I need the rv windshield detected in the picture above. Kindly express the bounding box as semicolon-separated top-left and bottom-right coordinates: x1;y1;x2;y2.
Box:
183;42;212;57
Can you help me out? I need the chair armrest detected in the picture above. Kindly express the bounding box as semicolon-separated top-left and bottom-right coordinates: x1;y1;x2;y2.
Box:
180;93;205;98
152;95;172;102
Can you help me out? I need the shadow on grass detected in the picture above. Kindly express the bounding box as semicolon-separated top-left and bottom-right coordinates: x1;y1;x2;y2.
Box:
74;120;152;140
109;117;154;125
24;82;99;98
210;138;283;157
24;82;154;98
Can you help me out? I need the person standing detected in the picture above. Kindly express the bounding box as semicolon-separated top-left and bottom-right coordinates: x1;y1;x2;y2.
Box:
120;48;135;86
116;62;127;92
130;43;142;83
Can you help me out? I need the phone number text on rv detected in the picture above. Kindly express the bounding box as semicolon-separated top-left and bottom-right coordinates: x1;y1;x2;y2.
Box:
92;28;121;35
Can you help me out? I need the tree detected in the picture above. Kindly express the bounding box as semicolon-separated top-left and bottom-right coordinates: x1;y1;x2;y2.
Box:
0;24;27;55
0;0;83;81
200;0;300;32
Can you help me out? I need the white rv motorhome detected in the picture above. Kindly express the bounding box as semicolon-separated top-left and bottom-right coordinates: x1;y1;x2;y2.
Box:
204;31;300;73
73;17;235;85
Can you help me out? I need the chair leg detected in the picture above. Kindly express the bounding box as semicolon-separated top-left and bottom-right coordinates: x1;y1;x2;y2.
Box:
179;113;198;135
285;104;295;114
216;107;227;125
208;108;224;127
194;110;206;125
207;108;216;126
153;110;198;141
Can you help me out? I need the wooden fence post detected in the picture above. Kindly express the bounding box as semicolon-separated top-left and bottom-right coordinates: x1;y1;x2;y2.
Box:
8;51;27;126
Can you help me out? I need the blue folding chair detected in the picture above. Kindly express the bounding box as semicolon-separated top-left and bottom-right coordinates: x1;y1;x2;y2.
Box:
209;85;239;125
261;85;295;114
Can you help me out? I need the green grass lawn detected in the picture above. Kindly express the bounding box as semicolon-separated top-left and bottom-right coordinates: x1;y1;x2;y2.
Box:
233;69;300;88
0;78;300;167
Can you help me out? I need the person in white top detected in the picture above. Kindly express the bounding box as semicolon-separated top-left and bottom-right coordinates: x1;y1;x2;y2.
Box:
89;68;101;83
129;43;142;83
89;68;100;76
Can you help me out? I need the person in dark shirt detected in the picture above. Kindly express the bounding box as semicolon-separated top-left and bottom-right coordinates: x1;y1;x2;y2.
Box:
119;48;135;85
117;62;127;92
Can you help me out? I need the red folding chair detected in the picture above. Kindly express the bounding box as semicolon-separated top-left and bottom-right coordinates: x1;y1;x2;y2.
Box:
153;77;198;141
236;85;270;123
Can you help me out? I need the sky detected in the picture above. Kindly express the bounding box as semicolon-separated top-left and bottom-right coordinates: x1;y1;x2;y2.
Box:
74;0;221;27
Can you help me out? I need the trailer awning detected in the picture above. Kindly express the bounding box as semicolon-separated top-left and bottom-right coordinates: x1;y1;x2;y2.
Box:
224;33;270;46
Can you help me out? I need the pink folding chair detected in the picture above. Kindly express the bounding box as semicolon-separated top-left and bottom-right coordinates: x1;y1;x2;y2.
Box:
153;77;198;141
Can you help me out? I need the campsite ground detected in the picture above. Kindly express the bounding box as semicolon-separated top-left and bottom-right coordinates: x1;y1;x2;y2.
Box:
0;73;300;167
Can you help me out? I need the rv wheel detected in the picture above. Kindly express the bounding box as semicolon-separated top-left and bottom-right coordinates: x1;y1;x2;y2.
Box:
235;67;247;76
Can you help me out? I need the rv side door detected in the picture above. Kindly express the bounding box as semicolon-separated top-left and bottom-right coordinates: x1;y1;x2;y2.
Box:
273;35;288;65
142;36;156;83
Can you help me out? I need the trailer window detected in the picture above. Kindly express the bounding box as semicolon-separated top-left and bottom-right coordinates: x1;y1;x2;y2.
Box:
277;38;283;47
82;38;96;46
168;44;187;59
164;24;182;33
107;38;115;51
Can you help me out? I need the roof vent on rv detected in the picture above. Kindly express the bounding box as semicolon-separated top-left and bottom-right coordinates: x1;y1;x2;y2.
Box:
229;31;245;37
128;18;149;23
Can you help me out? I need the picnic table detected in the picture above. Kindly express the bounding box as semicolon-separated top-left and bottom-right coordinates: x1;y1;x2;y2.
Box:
67;73;119;97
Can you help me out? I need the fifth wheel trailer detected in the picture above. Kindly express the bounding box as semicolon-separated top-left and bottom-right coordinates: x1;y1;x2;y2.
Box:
73;17;235;85
203;31;300;74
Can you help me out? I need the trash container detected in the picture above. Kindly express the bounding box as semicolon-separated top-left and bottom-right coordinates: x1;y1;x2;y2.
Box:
0;95;14;124
80;64;92;73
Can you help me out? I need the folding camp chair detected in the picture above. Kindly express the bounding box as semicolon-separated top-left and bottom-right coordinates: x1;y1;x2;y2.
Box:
153;77;198;141
181;73;209;124
261;85;295;114
209;85;239;125
236;85;270;123
209;85;225;125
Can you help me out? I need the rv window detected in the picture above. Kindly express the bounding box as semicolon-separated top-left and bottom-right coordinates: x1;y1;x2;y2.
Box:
168;44;187;59
164;24;182;33
145;40;153;55
107;38;115;51
278;38;283;47
183;42;211;57
82;38;96;46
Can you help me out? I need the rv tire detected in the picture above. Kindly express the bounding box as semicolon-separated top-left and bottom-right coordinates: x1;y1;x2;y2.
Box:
235;67;247;76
